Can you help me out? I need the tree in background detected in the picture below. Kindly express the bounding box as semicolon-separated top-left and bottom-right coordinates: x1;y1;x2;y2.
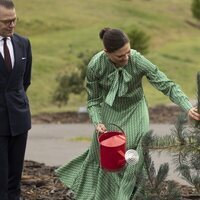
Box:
191;0;200;23
127;28;150;55
53;28;150;107
52;51;94;107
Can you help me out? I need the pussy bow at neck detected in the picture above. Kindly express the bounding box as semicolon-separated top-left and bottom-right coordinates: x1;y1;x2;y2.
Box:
105;68;132;106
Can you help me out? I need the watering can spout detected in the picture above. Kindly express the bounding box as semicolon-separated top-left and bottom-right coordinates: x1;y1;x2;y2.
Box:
118;149;139;165
125;149;139;165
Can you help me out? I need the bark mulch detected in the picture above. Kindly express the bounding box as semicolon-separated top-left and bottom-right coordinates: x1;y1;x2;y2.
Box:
32;105;183;124
22;161;199;200
22;105;199;199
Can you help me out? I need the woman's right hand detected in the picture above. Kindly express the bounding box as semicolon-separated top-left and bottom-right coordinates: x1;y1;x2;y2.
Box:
188;107;200;121
96;123;107;133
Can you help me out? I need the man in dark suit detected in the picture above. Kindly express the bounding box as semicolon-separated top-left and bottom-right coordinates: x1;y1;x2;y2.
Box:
0;0;32;199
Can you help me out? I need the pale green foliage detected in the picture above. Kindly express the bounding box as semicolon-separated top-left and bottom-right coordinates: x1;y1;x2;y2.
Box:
135;131;181;200
152;111;200;194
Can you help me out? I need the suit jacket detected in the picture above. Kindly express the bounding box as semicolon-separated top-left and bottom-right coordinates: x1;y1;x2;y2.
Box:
0;33;32;136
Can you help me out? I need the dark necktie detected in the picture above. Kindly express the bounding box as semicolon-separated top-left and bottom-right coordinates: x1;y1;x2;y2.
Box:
3;38;12;72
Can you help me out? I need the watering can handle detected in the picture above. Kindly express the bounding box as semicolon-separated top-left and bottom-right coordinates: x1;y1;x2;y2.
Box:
96;123;124;140
106;123;124;133
96;123;124;134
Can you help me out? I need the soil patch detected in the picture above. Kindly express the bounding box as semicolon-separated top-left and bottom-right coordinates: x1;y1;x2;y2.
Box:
22;161;74;200
23;105;199;199
32;104;182;124
22;161;199;200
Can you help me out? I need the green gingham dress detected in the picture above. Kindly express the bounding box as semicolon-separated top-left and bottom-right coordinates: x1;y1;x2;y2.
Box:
55;50;192;200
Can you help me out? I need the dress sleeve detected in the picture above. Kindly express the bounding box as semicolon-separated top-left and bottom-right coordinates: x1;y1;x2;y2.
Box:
136;52;192;112
86;66;103;125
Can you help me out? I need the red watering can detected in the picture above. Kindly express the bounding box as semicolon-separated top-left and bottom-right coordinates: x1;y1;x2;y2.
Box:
98;124;139;172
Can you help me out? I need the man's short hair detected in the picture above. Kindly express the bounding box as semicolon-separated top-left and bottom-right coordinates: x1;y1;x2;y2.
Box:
0;0;14;9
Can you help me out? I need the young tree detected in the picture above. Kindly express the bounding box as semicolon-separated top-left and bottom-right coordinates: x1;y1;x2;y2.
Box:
149;72;200;198
191;0;200;23
135;131;181;200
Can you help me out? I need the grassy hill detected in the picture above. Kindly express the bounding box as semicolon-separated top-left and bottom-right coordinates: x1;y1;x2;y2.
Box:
14;0;200;115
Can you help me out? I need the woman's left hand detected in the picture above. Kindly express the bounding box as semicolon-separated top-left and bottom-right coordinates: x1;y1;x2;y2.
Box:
188;107;200;121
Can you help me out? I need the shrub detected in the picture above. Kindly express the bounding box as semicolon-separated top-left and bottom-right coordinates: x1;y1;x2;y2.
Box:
191;0;200;22
127;28;150;55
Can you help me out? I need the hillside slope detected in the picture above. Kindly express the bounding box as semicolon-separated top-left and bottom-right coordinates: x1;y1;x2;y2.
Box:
14;0;200;114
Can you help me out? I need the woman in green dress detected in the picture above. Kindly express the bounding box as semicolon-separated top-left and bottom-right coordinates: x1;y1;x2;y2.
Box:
56;28;200;200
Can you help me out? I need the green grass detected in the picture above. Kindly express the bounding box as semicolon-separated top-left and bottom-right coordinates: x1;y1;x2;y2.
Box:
14;0;200;114
69;137;92;142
